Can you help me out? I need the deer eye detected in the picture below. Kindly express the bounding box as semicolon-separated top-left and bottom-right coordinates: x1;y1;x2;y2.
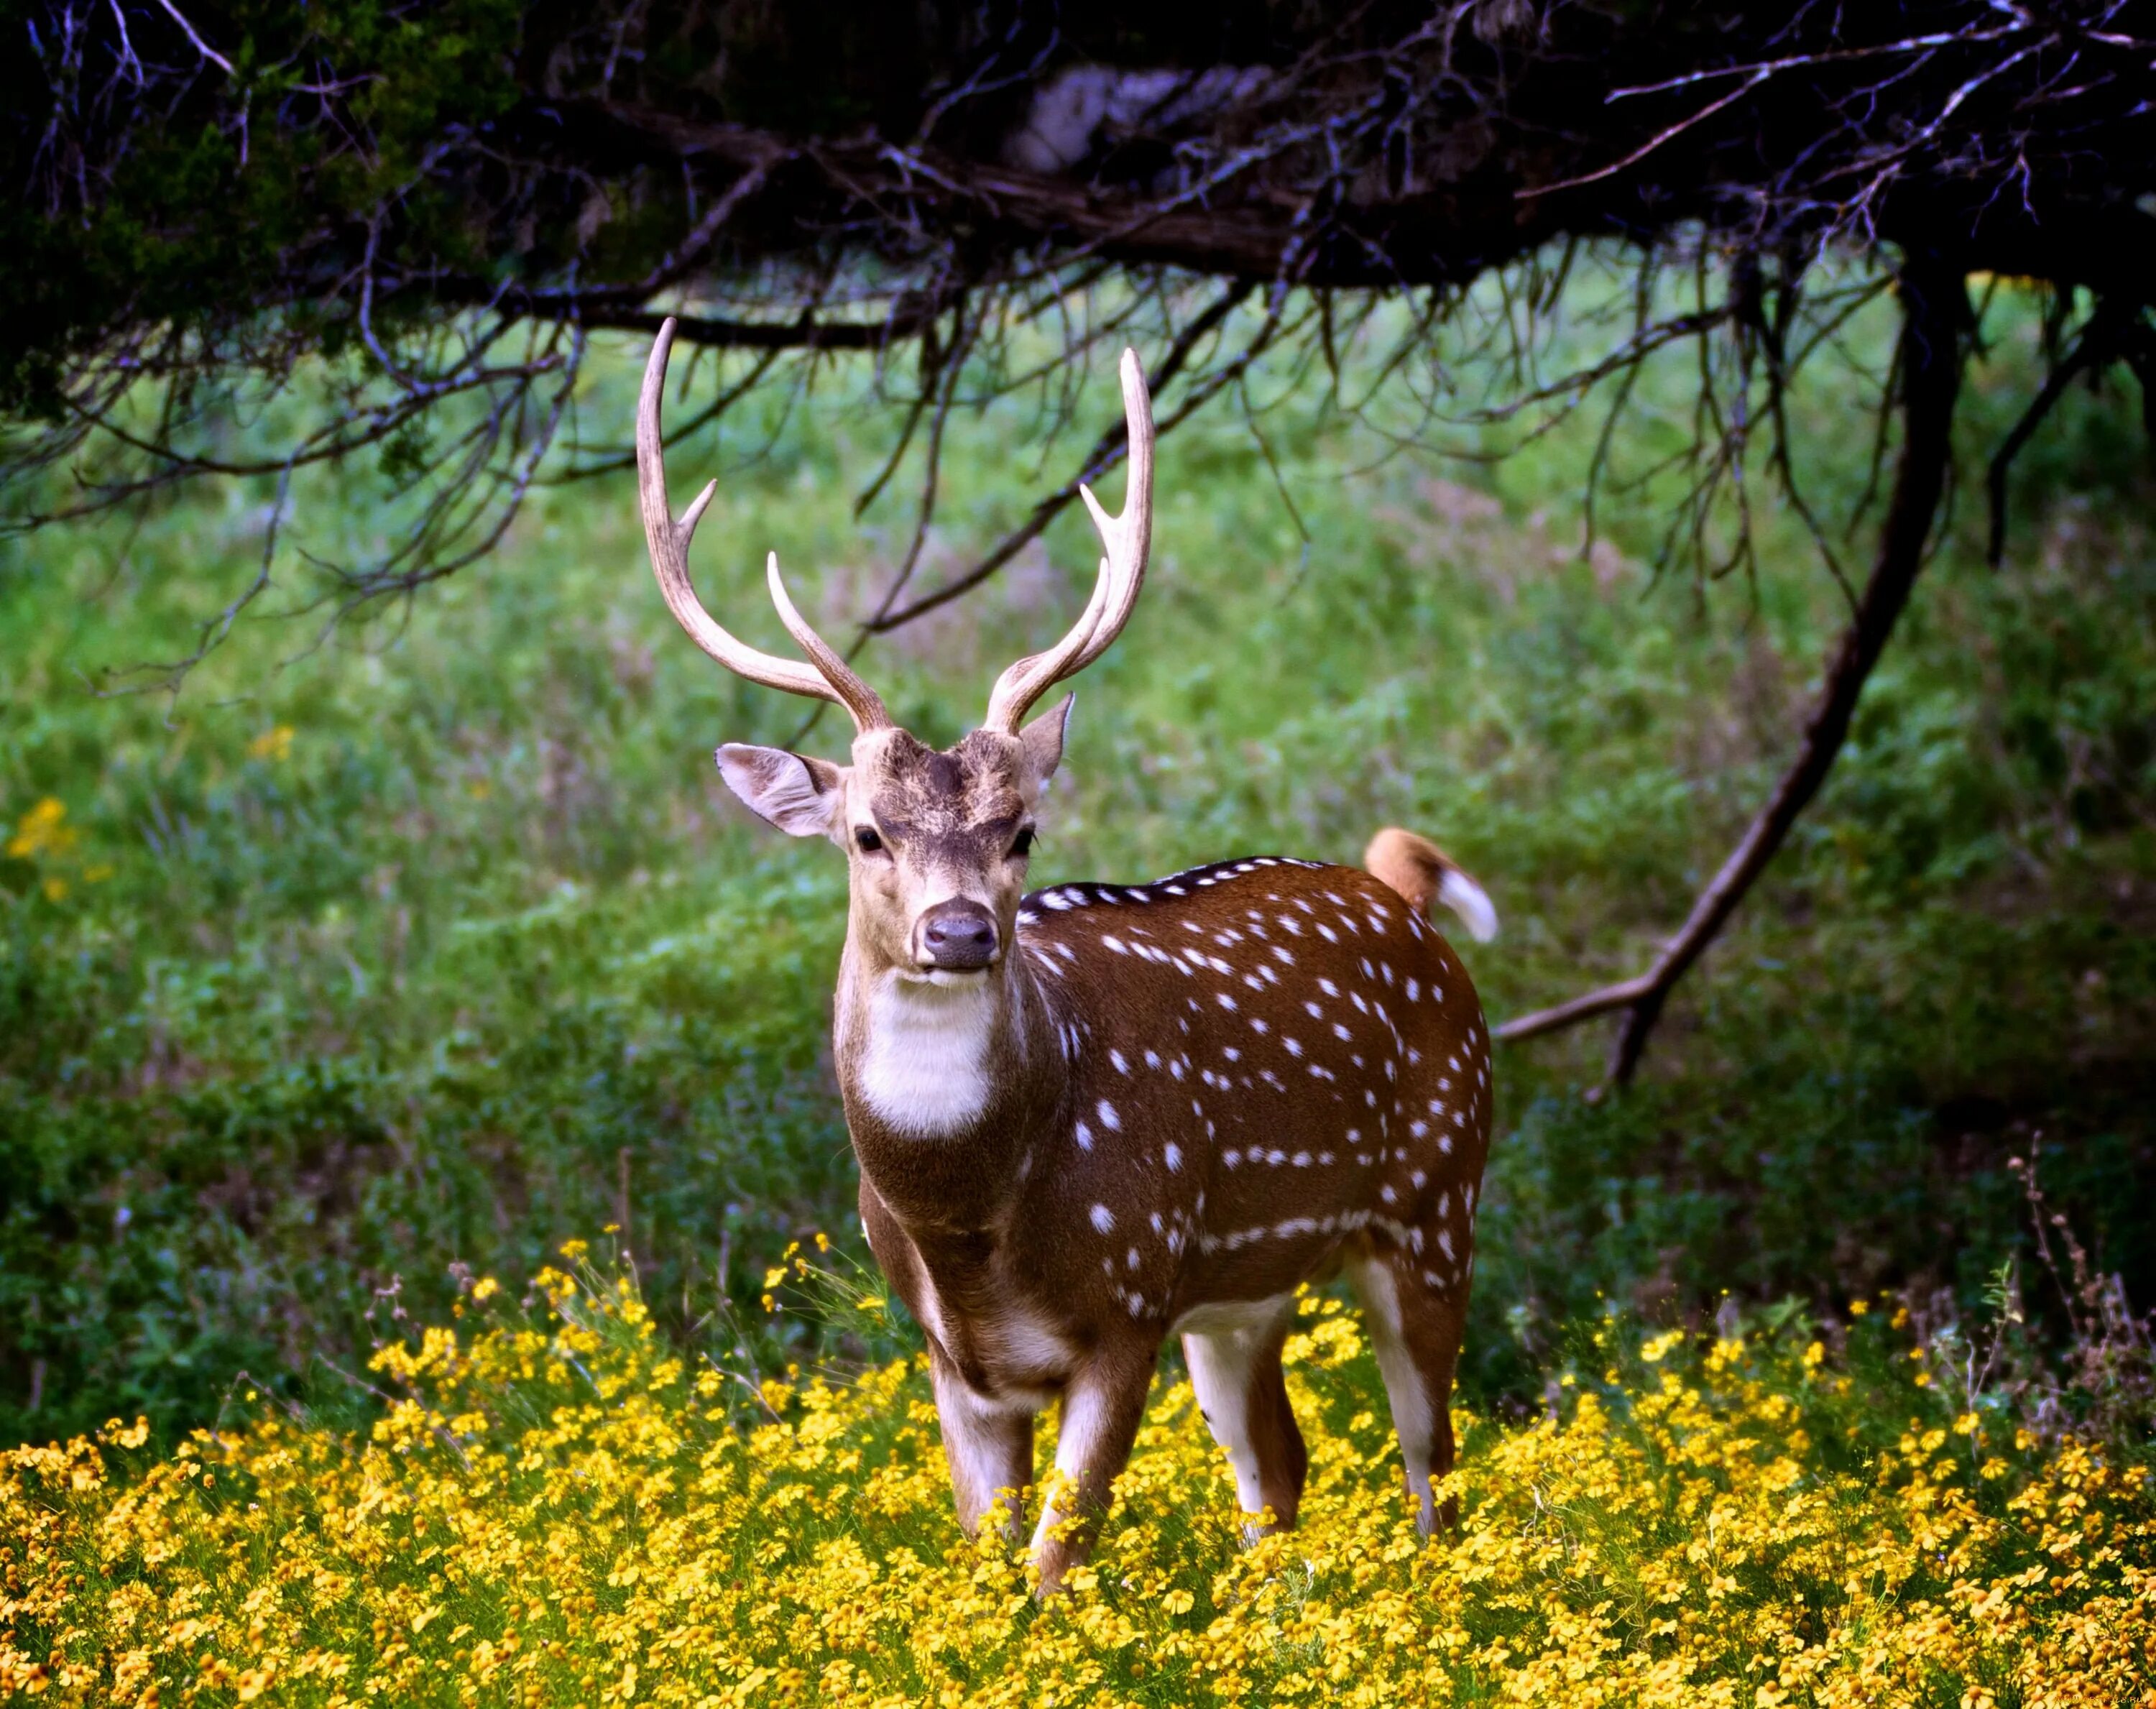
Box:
854;826;884;854
1009;826;1036;860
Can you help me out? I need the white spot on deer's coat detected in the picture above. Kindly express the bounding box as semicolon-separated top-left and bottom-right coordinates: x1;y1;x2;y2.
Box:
1074;1120;1094;1151
1097;1099;1121;1131
1090;1204;1115;1234
1164;1142;1183;1171
1110;1049;1130;1074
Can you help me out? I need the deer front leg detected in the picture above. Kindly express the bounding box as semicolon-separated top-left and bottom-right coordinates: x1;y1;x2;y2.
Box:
929;1350;1036;1537
1030;1348;1155;1594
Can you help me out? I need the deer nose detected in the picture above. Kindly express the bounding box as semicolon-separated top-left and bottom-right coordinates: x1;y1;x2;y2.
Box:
916;900;999;971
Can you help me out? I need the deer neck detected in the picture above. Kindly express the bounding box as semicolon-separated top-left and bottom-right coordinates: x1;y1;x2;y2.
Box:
833;932;1062;1230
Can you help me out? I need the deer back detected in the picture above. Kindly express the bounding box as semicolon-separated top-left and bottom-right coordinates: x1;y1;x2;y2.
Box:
1006;854;1493;1334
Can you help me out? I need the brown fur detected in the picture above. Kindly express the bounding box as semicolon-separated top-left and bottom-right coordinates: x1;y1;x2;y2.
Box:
1365;826;1453;915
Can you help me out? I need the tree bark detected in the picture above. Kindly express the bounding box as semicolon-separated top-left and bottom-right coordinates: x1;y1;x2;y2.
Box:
1495;254;1968;1087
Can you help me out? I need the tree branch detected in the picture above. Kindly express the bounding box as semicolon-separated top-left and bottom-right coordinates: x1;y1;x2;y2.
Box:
1985;302;2129;566
1496;252;1969;1087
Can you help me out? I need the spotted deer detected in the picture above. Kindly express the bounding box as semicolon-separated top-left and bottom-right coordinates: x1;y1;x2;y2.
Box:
636;318;1498;1590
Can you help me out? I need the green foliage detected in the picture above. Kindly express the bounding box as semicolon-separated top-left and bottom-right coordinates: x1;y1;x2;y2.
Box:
1;285;2153;1446
0;0;524;413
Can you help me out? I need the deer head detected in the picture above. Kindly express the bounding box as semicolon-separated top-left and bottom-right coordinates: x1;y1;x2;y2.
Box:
637;318;1153;987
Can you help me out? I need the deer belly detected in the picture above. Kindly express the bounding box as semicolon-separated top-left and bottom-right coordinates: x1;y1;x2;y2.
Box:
1171;1292;1296;1338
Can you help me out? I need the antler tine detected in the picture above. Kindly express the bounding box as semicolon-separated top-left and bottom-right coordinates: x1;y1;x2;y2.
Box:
982;347;1154;734
765;553;892;732
637;318;890;732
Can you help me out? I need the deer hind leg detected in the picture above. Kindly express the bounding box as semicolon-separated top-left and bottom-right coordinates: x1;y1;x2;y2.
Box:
1181;1293;1307;1537
1345;1244;1467;1535
929;1350;1036;1539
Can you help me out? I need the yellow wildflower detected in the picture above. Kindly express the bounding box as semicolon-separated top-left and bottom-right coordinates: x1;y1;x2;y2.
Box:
1;1263;2147;1709
6;798;76;860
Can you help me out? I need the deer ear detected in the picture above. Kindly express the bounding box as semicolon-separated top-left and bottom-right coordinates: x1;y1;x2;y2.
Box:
1018;694;1074;790
717;744;847;839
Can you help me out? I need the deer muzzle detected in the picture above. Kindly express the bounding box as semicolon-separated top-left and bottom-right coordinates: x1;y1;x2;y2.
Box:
913;898;1000;972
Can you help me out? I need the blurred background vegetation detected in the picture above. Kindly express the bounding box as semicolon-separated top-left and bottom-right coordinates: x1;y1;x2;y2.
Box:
3;277;2152;1447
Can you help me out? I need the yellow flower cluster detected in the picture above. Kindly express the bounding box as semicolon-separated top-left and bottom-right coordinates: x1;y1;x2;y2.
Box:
4;798;111;902
247;725;295;763
3;1268;2150;1708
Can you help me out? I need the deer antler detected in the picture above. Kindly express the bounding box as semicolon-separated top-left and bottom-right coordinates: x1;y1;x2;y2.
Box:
638;317;891;733
982;348;1154;734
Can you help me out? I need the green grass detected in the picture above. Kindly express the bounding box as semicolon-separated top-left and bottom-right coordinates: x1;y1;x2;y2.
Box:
3;283;2154;1445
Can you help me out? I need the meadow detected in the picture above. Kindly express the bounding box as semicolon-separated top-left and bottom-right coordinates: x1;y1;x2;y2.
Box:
2;282;2154;1702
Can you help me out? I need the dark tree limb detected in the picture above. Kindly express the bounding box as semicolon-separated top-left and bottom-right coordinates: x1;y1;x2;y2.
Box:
1984;302;2143;566
865;279;1264;631
1496;254;1969;1087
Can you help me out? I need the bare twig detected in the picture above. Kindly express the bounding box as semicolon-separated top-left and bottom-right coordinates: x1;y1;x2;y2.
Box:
1498;254;1969;1087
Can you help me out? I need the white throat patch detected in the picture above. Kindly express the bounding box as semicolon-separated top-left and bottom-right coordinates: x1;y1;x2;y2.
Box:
857;973;998;1136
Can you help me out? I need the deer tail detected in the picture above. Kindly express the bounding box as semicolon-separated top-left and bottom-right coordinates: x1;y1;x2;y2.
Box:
1363;827;1498;943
